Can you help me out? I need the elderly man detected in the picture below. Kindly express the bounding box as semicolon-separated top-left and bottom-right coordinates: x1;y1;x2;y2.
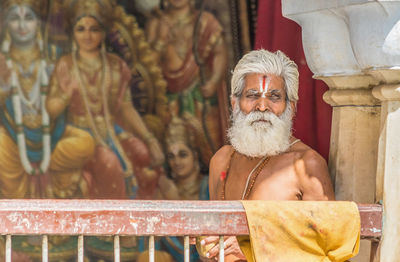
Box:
203;49;335;261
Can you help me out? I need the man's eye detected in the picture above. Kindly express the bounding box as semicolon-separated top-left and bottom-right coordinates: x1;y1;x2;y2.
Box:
246;94;259;99
268;93;281;100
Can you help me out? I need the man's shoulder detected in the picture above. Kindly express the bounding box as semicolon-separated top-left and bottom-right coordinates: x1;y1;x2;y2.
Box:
209;145;233;176
284;140;329;181
291;142;330;183
208;145;233;200
299;147;326;169
212;145;233;161
289;140;325;165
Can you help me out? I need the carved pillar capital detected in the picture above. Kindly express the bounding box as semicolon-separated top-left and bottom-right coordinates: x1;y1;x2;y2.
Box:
323;89;380;107
372;84;400;101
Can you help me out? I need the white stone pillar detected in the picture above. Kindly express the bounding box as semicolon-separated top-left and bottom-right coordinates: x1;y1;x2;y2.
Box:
281;1;400;261
372;83;400;261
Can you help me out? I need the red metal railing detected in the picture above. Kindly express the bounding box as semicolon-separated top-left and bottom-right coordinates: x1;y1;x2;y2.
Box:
0;200;382;261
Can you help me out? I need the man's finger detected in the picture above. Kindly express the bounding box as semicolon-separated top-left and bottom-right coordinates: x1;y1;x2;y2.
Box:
200;236;219;245
205;242;223;258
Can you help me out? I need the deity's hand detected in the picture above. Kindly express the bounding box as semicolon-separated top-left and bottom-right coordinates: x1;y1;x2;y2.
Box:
148;138;165;167
198;236;246;260
200;81;218;98
56;76;78;105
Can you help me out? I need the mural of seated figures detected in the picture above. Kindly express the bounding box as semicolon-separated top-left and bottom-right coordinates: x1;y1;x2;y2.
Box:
0;0;245;260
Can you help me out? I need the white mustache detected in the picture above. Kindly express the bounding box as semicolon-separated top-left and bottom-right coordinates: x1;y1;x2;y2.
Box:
246;111;275;125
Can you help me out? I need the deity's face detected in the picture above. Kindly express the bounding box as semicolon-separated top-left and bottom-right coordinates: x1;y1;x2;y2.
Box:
166;0;191;10
233;73;287;117
6;5;39;47
167;142;196;180
73;16;104;54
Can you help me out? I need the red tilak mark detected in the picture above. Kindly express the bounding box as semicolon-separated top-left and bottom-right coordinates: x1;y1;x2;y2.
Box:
220;171;226;181
262;75;267;92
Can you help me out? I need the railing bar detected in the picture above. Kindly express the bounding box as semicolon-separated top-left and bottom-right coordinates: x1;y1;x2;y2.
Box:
184;235;190;262
5;235;11;262
78;235;84;262
42;235;48;262
149;236;155;262
114;235;120;262
219;236;224;262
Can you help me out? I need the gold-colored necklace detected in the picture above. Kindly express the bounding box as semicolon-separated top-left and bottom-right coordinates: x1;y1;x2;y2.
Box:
168;11;194;28
76;56;103;75
9;46;40;71
76;58;104;114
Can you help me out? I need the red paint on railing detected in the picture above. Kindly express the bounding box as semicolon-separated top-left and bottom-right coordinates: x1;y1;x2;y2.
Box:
0;200;381;239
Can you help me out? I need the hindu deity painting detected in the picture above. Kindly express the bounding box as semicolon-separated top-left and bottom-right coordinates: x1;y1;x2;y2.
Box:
0;0;249;260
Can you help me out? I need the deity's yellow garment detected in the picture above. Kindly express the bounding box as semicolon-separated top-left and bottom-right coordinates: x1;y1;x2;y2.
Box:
0;125;94;198
238;201;360;262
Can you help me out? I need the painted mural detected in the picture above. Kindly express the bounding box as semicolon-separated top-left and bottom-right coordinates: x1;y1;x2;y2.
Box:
0;0;241;260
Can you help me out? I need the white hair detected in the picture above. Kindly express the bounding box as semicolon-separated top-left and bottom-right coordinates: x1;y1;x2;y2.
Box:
231;49;299;103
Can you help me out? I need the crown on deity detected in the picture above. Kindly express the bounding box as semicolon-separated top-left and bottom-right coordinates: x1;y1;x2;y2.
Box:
2;0;48;19
64;0;115;31
165;116;197;150
164;114;213;165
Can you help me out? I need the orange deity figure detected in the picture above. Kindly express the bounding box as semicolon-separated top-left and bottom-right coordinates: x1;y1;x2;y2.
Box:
46;0;165;199
146;0;229;153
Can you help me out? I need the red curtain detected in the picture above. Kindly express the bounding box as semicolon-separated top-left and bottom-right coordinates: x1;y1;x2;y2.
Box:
254;0;332;160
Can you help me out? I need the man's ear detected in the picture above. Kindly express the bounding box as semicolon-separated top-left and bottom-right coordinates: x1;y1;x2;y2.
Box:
231;97;237;110
290;101;296;118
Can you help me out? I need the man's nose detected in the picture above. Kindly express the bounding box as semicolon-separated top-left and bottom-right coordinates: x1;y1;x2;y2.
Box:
255;97;269;112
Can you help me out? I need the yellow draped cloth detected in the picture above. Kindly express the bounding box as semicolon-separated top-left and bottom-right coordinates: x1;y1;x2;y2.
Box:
238;201;360;262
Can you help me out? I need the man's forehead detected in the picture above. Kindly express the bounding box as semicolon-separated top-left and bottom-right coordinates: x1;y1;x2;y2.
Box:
243;73;285;92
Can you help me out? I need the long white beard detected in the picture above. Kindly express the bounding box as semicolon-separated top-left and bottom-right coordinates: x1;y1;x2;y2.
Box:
228;104;293;158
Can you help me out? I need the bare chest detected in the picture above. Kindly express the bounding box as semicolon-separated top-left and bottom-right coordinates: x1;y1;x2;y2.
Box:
218;156;302;201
